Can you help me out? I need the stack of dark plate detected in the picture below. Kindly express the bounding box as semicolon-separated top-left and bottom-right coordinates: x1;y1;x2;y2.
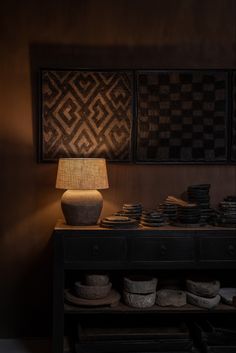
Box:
115;203;142;220
100;216;138;229
174;204;202;227
158;202;178;223
187;184;212;223
140;209;167;227
217;196;236;227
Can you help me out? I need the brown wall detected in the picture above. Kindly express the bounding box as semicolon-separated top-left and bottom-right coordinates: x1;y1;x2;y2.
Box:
0;0;236;337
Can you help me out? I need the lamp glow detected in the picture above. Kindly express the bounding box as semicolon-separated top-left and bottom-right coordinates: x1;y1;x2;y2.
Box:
56;158;109;225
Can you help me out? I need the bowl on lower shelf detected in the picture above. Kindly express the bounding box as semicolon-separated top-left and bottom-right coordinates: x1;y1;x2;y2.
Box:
123;290;156;308
186;278;220;298
75;281;112;299
124;275;158;294
85;273;109;286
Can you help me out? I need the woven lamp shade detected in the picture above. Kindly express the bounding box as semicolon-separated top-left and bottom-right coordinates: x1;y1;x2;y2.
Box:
56;158;109;190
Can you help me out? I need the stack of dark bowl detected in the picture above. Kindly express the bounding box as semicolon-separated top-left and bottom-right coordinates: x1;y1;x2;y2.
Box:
115;203;143;220
158;201;178;223
217;196;236;227
140;209;166;227
176;204;201;227
187;184;212;223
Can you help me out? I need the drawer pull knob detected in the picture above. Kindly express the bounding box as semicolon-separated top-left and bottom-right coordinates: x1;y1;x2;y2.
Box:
227;244;235;256
160;245;167;256
92;244;99;256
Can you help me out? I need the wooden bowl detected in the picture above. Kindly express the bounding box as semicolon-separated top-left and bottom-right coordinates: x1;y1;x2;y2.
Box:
75;282;112;299
186;279;220;298
186;292;220;309
123;290;156;308
124;276;157;294
156;289;186;307
85;274;109;286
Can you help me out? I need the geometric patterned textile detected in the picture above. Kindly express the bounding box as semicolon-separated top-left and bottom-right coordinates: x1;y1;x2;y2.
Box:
41;70;133;161
232;72;236;161
136;71;228;162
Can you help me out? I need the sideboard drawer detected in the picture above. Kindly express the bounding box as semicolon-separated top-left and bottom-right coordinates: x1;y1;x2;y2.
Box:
64;237;126;263
199;237;236;262
129;237;194;263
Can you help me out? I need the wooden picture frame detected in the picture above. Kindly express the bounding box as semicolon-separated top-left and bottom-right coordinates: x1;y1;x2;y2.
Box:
135;70;229;164
39;69;134;162
231;71;236;161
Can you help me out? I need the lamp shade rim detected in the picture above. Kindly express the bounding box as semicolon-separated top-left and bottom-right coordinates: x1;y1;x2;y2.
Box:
56;186;109;190
58;158;107;161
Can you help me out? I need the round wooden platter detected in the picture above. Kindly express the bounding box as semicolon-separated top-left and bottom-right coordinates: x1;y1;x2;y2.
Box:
64;289;121;307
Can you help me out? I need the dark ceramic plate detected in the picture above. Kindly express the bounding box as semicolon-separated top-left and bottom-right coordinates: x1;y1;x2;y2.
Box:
172;222;206;228
188;184;210;189
123;203;142;208
140;221;167;227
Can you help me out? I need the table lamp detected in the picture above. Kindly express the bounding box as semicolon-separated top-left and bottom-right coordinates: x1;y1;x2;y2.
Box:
56;158;109;225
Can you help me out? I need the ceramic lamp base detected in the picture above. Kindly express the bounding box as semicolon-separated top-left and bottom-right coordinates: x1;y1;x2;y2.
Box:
61;189;103;225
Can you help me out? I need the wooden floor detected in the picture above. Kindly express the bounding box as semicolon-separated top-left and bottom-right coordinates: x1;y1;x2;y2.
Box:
0;340;51;353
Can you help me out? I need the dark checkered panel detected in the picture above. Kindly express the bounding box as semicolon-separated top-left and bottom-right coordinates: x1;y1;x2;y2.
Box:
136;71;228;162
232;72;236;161
41;70;133;161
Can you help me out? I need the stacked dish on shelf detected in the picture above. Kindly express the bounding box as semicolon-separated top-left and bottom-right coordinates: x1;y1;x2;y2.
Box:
158;201;178;223
187;184;212;223
216;196;236;227
64;274;120;307
186;278;221;309
100;215;138;228
175;204;202;227
219;287;236;306
140;209;167;227
115;203;143;220
75;274;112;300
123;276;158;308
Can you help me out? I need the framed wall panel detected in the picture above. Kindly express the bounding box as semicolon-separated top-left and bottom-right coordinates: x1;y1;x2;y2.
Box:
136;70;228;163
231;72;236;161
40;69;133;162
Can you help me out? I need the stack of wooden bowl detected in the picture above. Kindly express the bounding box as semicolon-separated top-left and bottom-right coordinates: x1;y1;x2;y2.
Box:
75;274;112;300
123;275;158;308
64;274;121;307
186;278;221;309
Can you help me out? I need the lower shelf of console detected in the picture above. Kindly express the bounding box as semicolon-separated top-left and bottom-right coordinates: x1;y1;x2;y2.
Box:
64;302;236;315
64;313;236;353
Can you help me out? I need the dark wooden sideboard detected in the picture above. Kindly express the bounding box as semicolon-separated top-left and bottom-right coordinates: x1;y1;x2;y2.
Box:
53;220;236;353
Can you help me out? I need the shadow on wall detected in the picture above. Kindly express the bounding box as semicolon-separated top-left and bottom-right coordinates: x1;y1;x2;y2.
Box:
0;137;60;236
0;135;59;337
0;339;51;353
